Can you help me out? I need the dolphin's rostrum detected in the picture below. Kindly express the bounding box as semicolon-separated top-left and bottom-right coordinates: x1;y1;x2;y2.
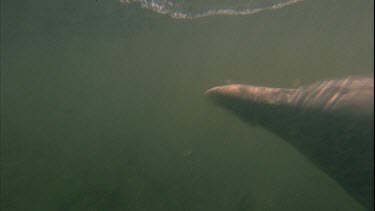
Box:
206;76;374;210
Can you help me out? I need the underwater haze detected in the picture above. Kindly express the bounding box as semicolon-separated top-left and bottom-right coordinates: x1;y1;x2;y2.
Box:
1;0;373;210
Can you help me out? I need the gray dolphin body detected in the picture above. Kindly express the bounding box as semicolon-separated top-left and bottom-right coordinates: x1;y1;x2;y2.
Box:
206;76;374;210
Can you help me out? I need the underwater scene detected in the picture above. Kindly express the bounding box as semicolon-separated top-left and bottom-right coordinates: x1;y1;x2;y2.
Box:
1;0;373;210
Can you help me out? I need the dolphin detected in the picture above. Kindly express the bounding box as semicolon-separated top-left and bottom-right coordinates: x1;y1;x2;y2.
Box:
206;76;374;210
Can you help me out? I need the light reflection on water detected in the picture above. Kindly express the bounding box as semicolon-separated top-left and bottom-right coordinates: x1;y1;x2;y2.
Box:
121;0;303;19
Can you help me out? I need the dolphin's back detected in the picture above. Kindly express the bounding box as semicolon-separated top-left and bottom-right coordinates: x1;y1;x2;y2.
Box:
294;77;374;117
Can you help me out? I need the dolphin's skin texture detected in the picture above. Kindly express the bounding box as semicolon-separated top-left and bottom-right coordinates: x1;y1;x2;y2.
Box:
206;76;374;210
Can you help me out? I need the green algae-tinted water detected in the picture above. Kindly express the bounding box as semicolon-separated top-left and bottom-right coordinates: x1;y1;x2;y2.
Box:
1;0;373;210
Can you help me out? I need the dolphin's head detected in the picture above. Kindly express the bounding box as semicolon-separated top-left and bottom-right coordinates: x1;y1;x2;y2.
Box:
206;84;297;125
206;85;259;124
206;84;253;107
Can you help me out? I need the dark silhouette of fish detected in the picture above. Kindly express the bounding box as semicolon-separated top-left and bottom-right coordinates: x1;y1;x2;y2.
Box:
206;76;374;210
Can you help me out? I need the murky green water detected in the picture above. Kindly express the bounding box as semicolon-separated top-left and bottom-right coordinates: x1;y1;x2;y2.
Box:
1;0;373;210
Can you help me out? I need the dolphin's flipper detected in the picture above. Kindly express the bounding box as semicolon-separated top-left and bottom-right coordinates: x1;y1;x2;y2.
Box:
206;76;374;210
